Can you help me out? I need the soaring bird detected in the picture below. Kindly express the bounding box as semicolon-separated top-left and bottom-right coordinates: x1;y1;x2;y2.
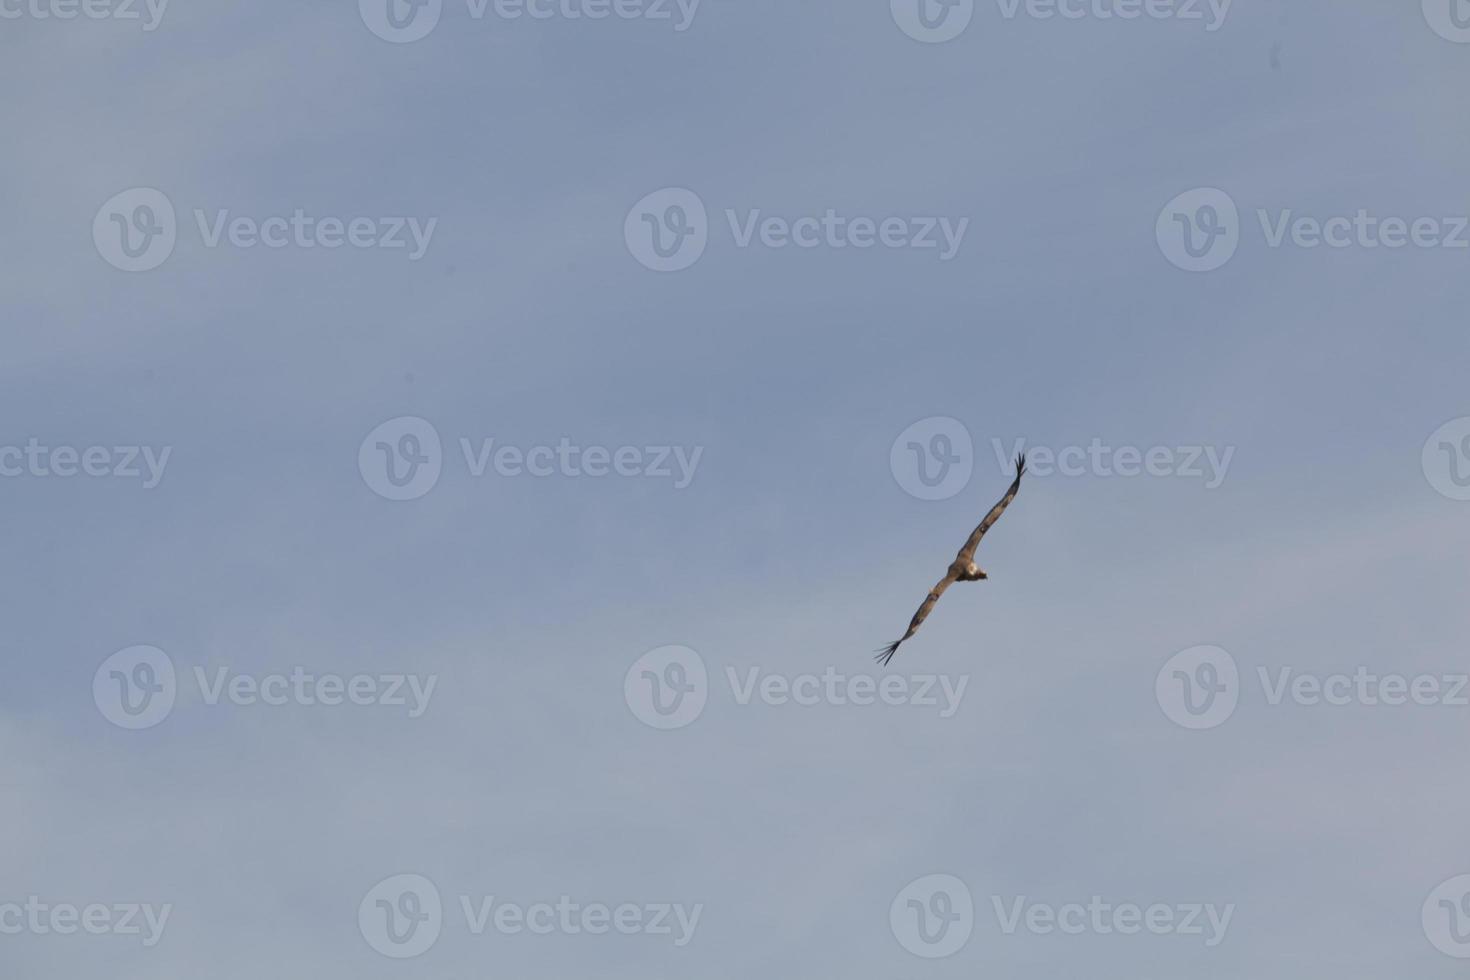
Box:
876;453;1026;667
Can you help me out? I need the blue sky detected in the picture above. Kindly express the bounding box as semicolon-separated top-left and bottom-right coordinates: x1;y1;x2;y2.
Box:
3;1;1470;977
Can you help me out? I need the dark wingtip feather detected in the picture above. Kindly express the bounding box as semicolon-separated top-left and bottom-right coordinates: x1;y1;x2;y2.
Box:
1015;452;1027;478
875;641;901;667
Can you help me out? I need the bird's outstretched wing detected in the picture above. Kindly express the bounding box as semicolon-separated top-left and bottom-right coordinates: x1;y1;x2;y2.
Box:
875;571;959;667
955;453;1026;564
875;454;1027;667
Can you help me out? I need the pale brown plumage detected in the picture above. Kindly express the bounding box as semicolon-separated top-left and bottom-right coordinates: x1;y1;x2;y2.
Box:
876;453;1026;666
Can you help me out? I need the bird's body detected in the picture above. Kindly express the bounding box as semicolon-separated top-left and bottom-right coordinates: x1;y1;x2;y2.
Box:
876;454;1026;667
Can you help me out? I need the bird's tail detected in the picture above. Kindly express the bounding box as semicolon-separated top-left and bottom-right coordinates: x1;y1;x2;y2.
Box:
874;640;902;668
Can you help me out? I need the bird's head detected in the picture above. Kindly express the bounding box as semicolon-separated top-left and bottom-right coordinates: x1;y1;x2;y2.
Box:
968;563;986;580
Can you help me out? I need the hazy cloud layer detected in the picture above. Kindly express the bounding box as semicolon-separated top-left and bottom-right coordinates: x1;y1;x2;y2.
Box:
2;1;1470;977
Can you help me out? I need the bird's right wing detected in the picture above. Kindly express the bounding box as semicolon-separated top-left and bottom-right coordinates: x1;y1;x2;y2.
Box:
904;573;958;636
876;571;958;666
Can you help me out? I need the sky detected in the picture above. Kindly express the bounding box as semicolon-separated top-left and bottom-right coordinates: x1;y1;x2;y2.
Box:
3;0;1470;977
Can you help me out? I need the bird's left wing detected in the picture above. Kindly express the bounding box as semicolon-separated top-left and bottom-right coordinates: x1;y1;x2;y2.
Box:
955;453;1026;563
